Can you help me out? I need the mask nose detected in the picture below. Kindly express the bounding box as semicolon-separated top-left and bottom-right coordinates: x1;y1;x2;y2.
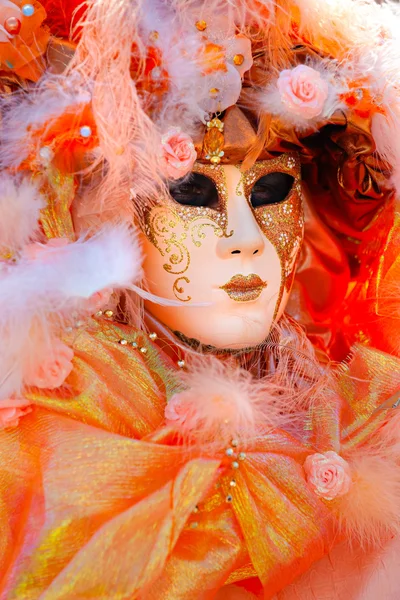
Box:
216;171;265;260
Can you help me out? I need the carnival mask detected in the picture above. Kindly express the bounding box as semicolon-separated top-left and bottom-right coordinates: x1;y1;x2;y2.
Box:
140;154;304;349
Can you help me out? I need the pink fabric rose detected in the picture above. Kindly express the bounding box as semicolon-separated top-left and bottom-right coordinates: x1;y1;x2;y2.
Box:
24;339;74;390
161;128;197;180
304;451;352;501
165;393;192;426
277;65;329;119
0;398;32;429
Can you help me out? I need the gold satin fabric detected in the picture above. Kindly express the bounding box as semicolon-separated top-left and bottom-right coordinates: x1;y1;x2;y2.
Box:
0;318;399;599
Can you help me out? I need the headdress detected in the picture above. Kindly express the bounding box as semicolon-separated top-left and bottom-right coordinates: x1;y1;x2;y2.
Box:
0;0;400;400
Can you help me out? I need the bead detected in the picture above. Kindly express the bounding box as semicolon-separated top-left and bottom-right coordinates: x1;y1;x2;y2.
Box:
80;125;92;138
149;30;159;42
119;339;128;346
177;359;185;368
226;448;234;457
104;310;113;318
195;20;207;31
131;341;138;348
231;439;239;447
38;146;53;163
140;347;148;354
149;332;157;340
193;505;199;513
210;156;221;164
230;479;237;487
238;452;246;461
190;521;198;529
204;127;224;158
4;17;21;35
75;320;84;327
22;4;35;17
233;54;244;66
226;494;233;503
232;461;239;469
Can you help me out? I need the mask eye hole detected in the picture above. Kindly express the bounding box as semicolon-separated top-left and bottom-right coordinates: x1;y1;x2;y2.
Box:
169;173;219;209
250;172;295;208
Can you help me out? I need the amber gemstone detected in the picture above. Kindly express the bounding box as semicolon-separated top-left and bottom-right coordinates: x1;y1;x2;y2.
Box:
203;127;224;162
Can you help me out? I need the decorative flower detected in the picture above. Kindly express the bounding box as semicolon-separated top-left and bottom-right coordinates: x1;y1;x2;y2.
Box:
24;338;74;390
304;451;352;501
86;287;113;314
165;393;192;426
277;65;329;119
194;15;253;114
161;128;197;180
0;397;32;429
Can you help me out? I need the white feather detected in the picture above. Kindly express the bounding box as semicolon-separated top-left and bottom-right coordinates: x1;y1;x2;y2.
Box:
0;226;142;400
0;174;45;252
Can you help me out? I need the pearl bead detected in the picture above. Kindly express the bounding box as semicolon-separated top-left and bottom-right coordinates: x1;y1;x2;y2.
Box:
231;439;239;447
22;4;35;17
226;494;233;503
149;332;157;340
232;461;239;470
238;452;246;461
104;310;113;317
226;448;234;457
177;360;185;368
80;125;92;138
230;480;237;487
131;342;138;348
119;339;128;346
39;146;53;162
193;505;199;513
140;347;148;354
95;310;103;317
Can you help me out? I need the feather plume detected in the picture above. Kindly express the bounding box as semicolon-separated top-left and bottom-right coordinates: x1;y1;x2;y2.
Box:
338;448;400;548
0;174;45;252
0;225;142;400
165;317;328;451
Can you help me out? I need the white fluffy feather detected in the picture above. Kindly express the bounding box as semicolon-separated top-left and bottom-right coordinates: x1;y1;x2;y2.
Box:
0;73;91;170
0;174;45;252
0;226;142;400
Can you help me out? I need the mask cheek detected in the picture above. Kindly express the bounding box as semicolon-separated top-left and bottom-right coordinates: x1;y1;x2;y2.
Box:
140;205;226;304
253;194;304;314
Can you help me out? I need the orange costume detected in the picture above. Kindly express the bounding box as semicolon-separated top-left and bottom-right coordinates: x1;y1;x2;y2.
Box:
0;1;400;599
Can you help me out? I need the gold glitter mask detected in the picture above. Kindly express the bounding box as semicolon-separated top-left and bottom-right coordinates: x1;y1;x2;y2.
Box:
238;153;304;295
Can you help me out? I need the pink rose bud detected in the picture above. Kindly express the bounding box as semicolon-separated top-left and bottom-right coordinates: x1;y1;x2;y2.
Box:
0;398;32;429
165;393;192;426
24;339;74;390
161;128;197;180
277;64;329;119
304;451;352;501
